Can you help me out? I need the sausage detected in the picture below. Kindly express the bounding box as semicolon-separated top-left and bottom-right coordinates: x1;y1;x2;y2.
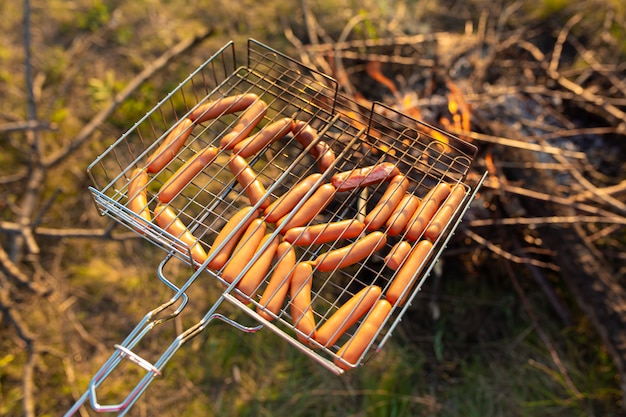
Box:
283;219;364;246
334;299;391;370
221;218;266;284
228;155;271;209
315;285;381;347
385;240;433;306
423;184;466;241
364;174;409;231
385;193;420;236
256;242;296;321
290;262;317;343
157;145;218;203
207;206;259;270
317;148;336;172
263;173;323;223
219;100;268;149
293;120;336;172
127;168;152;223
384;240;412;270
405;183;451;241
314;231;387;272
147;118;194;173
233;117;294;157
276;183;336;231
236;233;280;299
331;162;400;192
153;203;208;267
188;93;259;124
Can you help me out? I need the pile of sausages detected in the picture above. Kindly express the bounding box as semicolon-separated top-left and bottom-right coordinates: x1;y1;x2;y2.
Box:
124;93;466;370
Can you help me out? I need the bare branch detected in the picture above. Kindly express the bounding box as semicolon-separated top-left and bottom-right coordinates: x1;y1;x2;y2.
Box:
43;27;214;169
464;229;560;271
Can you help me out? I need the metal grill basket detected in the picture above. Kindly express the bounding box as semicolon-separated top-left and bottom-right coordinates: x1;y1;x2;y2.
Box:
66;39;486;416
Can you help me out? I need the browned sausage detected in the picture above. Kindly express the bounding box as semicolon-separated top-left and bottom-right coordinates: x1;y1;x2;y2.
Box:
423;184;466;241
263;173;323;223
364;174;409;231
127;168;152;223
282;219;364;246
276;183;336;231
405;183;451;241
384;240;411;270
188;93;259;124
385;193;420;236
314;231;387;272
228;155;271;209
207;206;259;270
334;299;392;370
385;240;433;306
219;100;268;149
157;145;218;203
153;203;207;267
293;120;336;171
221;218;266;284
331;162;400;192
236;233;280;300
315;285;382;347
290;262;317;343
147;118;194;173
256;242;296;321
233;117;294;157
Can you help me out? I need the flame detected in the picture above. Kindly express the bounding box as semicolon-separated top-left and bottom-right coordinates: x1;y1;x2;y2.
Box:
365;61;399;95
444;79;472;139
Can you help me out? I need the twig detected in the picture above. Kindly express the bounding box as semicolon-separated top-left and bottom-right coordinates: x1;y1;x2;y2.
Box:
464;229;560;271
0;286;37;417
43;27;214;168
549;13;583;75
486;180;623;219
0;120;56;133
467;215;626;227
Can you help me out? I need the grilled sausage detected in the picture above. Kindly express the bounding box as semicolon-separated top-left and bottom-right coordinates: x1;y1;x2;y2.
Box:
385;193;420;236
233;117;294;157
127;168;152;223
384;240;411;271
293;120;336;171
256;242;296;321
315;285;382;347
147;118;194;173
276;183;336;231
282;219;364;246
364;174;409;231
188;93;259;124
236;233;280;299
423;184;466;241
228;155;271;209
221;218;266;284
331;162;400;192
219;100;268;149
153;203;207;267
314;231;387;272
207;206;259;270
405;183;451;241
334;299;392;370
290;262;317;343
157;145;218;203
263;173;323;223
385;240;433;306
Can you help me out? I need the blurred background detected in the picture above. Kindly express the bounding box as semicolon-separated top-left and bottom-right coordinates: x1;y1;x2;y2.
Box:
1;0;625;415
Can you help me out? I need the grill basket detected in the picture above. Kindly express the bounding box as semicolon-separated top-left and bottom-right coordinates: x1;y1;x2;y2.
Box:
66;39;486;415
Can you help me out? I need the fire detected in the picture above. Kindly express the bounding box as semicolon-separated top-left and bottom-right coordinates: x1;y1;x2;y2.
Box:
330;56;473;154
